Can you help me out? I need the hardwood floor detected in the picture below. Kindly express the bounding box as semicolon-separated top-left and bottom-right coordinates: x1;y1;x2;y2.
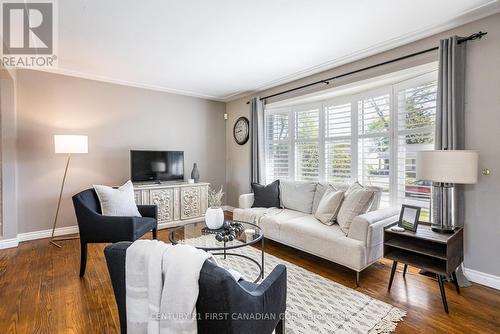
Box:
0;229;499;333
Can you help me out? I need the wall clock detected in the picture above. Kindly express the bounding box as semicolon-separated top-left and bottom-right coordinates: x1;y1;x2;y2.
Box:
233;116;250;145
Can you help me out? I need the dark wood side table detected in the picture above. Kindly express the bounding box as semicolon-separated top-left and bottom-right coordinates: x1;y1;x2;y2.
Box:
384;223;463;313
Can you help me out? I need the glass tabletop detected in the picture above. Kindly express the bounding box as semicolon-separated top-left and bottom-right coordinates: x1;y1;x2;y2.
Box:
168;220;263;251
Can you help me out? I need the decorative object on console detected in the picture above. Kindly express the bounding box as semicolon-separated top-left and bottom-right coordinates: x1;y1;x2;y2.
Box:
251;180;281;208
233;116;250;145
397;204;420;232
205;185;225;229
93;180;141;217
416;150;478;233
191;162;200;183
50;135;88;248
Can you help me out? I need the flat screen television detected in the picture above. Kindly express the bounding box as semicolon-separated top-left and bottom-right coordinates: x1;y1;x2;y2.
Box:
130;150;184;182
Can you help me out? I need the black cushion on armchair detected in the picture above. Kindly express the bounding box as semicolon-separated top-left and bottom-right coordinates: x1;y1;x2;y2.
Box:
104;242;287;334
72;188;158;277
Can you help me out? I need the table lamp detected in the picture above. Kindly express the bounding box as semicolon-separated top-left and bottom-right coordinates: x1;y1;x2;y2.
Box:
416;150;478;233
50;135;88;247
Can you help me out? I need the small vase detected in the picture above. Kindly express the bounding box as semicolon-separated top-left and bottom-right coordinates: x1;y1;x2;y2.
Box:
205;207;224;229
191;163;200;183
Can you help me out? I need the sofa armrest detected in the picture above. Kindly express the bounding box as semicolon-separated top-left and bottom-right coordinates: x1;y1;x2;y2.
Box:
239;193;254;209
347;207;399;245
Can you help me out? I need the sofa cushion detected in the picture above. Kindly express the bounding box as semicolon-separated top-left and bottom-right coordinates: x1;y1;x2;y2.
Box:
314;190;344;225
233;207;274;224
337;188;375;234
251;180;280;208
259;209;309;240
280;180;317;214
278;215;366;271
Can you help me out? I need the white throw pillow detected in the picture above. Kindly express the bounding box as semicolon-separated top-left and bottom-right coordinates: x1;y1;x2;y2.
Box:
314;189;345;225
336;188;375;234
93;180;141;217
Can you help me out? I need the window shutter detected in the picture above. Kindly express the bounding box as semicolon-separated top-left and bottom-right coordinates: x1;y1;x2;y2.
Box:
325;102;352;182
295;106;320;181
358;94;391;206
396;80;437;222
265;110;290;183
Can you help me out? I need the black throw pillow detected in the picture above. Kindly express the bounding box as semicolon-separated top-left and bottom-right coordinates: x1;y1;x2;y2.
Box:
251;180;281;208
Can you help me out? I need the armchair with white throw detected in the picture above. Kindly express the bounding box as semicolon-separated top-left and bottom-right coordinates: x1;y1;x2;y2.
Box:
233;180;399;285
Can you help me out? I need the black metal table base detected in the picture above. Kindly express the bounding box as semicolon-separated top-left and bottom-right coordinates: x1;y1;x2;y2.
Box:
212;237;265;283
388;261;460;313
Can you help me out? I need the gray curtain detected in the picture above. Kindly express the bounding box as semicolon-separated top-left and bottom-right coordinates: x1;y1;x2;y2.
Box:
434;36;469;286
434;36;466;227
250;97;265;184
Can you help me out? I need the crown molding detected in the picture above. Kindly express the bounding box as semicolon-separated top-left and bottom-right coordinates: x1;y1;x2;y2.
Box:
222;1;500;102
32;67;226;102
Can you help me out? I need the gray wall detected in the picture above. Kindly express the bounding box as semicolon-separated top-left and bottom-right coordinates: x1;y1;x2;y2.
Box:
16;70;226;233
1;69;18;239
225;13;500;277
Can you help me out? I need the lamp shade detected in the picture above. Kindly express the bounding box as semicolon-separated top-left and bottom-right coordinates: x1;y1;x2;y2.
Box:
416;150;478;184
54;135;88;154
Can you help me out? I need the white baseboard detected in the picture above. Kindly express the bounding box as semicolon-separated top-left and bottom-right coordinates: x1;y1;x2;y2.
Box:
464;267;500;290
0;225;80;250
0;237;20;249
17;225;80;242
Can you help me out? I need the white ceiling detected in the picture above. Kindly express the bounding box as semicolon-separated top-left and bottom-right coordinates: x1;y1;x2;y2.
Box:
42;0;499;101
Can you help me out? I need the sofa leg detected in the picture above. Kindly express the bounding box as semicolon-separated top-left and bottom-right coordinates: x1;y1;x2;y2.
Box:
152;227;158;240
356;271;360;287
79;242;87;278
275;317;285;334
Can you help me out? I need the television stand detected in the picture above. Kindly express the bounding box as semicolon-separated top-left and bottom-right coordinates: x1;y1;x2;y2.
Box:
133;181;209;229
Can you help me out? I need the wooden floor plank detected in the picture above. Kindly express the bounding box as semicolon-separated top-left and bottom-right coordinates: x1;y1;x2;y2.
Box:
0;228;499;333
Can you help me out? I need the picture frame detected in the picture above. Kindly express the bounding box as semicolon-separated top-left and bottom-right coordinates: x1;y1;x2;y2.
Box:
398;204;421;232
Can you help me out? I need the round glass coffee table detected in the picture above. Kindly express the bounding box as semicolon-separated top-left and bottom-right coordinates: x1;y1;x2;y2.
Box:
169;220;264;283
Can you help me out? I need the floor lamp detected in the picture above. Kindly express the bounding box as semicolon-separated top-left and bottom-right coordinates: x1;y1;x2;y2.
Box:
50;135;88;248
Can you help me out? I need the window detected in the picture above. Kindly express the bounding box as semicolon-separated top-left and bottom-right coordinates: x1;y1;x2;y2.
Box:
264;71;437;220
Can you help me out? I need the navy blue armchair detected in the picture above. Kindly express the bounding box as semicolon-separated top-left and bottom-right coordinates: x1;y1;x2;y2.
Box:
104;242;287;334
72;189;158;277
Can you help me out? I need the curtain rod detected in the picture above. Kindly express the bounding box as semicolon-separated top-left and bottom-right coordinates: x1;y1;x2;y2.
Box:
246;31;487;104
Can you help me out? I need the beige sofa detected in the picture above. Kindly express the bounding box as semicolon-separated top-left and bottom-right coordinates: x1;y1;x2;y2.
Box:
233;181;399;284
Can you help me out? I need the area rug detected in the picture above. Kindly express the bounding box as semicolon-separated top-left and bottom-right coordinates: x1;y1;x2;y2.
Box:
187;235;406;334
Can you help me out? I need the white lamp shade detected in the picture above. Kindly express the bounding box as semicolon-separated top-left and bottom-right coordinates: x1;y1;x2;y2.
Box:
416;150;478;184
54;135;88;154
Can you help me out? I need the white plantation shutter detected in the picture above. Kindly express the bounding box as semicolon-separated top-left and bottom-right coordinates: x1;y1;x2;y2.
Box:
265;109;291;183
263;70;437;214
395;78;437;222
325;102;352;182
358;94;391;206
294;105;320;181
